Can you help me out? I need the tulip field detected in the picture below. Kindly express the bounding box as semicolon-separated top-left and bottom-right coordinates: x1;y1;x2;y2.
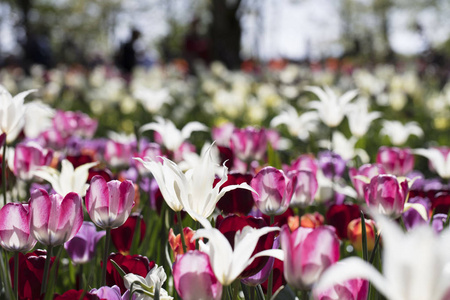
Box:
0;60;449;300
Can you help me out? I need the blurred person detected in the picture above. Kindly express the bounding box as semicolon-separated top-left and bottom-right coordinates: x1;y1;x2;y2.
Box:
116;28;142;79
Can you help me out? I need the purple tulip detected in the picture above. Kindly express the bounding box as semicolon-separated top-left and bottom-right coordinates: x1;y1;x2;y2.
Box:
376;146;414;176
13;141;53;181
173;250;222;300
318;151;346;179
230;126;267;162
64;221;105;264
280;225;340;290
287;170;318;208
90;285;131;300
431;214;447;234
364;174;409;218
313;278;369;300
0;203;36;252
402;197;430;231
29;189;84;246
251;167;297;216
349;164;386;199
85;175;135;229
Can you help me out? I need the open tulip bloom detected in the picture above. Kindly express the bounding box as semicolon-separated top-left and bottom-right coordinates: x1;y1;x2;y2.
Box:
315;215;450;300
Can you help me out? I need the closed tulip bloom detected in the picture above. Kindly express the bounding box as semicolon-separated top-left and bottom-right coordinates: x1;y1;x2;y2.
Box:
313;278;369;300
29;189;84;246
230;126;267;162
376;147;414;176
13;141;53;181
364;174;408;218
347;218;376;252
251;167;297;215
0;203;36;252
173;250;222;300
288;170;318;208
349;164;386;199
85;176;135;229
64;221;105;264
280;225;340;290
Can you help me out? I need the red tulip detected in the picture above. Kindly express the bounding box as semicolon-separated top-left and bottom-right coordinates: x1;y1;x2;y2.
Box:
326;204;361;240
111;213;146;255
215;173;254;215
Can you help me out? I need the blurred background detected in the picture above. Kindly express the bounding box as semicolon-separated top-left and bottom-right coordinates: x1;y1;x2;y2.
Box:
1;0;450;70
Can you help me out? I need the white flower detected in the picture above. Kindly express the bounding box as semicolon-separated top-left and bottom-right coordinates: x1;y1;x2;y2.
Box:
270;105;319;140
0;85;37;143
306;86;358;128
193;217;283;286
134;144;253;220
315;215;450;300
345;100;381;138
34;159;98;196
140;116;208;151
124;265;173;300
133;87;172;113
414;148;450;179
319;131;369;163
380;120;423;146
23;101;55;139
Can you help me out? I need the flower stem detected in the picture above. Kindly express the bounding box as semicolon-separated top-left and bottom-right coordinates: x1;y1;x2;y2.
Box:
267;215;275;300
2;142;7;207
14;252;18;300
302;290;309;300
176;211;187;254
41;245;53;296
101;227;112;286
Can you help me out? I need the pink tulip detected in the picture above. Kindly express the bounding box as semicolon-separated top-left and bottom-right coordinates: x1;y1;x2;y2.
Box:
287;170;318;208
376;147;414;176
173;250;222;300
230;126;267;162
212;122;235;147
53;110;98;139
284;154;318;175
280;225;340;290
104;139;135;167
251;167;297;215
313;278;369;300
29;189;83;246
85;175;135;229
349;163;386;199
364;174;409;218
0;203;36;252
13;141;53;181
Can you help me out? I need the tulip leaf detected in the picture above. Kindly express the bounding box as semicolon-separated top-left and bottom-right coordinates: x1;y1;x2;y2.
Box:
110;259;127;278
44;245;64;300
267;143;282;170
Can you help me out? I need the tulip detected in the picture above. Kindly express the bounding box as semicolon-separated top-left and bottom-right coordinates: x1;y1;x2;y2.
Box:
285;154;318;175
380;120;423;146
64;221;105;264
53;110;98;139
401;197;430;231
106;253;154;293
104;137;135;167
34;159;98;196
345;100;381;138
29;188;83;246
313;278;369;300
315;215;450;300
305;86;357;128
318;151;346;179
54;289;100;300
319;131;369;162
173;250;222;300
349;163;385;199
111;214;146;255
288;212;325;231
211;122;235;147
0;85;36;143
0;203;36;252
288;170;318;208
13;141;53;181
280;225;340;290
229;126;267;162
90;285;124;300
376;146;414;176
326;204;361;240
123;264;173;300
414;147;450;179
251;166;297;216
215;173;254;215
169;227;197;257
347;218;376;252
364;174;409;218
23;100;55;139
140;116;208;152
270;105;320;140
431;214;447;234
85;176;135;229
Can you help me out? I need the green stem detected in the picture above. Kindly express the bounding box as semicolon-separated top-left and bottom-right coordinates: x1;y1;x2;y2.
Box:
267;215;275;300
41;245;54;295
14;252;18;300
302;290;309;300
2;141;7;207
176;211;187;254
360;211;368;262
101;227;112;286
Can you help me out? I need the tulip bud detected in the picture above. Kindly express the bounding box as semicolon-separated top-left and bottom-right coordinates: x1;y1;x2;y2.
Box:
349;163;385;199
318;151;346;179
347;218;376;252
287;170;318;208
168;227;197;257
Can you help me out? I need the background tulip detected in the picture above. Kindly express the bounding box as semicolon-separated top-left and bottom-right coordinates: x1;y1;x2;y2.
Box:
169;227;196;257
288;170;318;208
173;250;222;300
347;218;376;252
13;141;53;181
0;203;36;252
313;278;369;300
29;188;83;246
230;126;267;162
215;173;254;215
349;163;386;199
280;225;340;290
64;221;105;264
111;214;146;255
325;204;361;240
376;146;414;176
85;175;135;229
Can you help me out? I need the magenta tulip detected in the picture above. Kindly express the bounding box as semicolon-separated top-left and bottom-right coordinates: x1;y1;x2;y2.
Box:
287;170;318;208
173;250;222;300
85;175;135;229
349;164;386;199
251;167;297;215
230;126;267;162
313;278;369;300
0;203;36;252
364;174;409;218
280;225;340;290
376;146;414;176
29;189;83;246
13;141;53;181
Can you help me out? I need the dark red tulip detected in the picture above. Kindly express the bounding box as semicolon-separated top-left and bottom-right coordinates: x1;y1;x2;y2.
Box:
217;146;234;169
111;213;146;255
261;258;286;293
215;173;254;215
216;214;274;278
54;290;100;300
9;249;55;300
262;207;295;227
431;191;450;214
106;253;154;293
326;204;361;239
